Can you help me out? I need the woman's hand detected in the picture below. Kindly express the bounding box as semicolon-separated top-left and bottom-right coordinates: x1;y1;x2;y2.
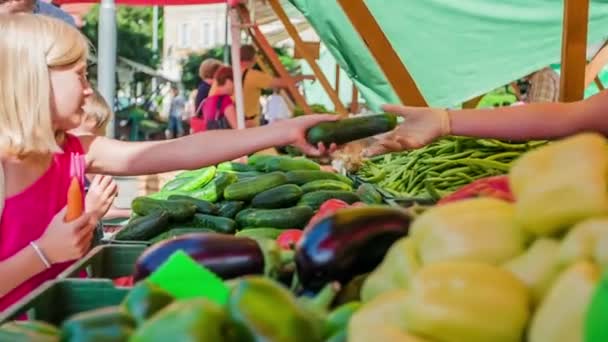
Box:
364;104;451;156
282;114;339;157
85;175;118;220
36;207;97;264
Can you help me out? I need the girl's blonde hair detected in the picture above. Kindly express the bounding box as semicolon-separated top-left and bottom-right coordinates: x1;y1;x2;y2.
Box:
83;88;112;130
0;14;89;158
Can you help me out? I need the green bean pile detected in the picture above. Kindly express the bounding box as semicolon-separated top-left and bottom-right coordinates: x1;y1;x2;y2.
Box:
356;137;546;200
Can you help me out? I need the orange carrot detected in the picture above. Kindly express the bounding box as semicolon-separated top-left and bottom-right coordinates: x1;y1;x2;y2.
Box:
65;176;83;222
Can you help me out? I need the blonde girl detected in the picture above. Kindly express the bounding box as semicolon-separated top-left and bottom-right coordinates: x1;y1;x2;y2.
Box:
0;14;335;310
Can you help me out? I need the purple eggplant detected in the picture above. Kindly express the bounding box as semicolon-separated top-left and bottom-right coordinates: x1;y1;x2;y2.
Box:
134;233;265;281
295;206;411;291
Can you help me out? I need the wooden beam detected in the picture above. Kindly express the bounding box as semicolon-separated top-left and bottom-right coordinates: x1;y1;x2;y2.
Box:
585;41;608;88
237;5;312;114
559;0;590;102
462;95;483;109
268;0;347;115
335;64;341;95
337;0;427;107
595;76;605;91
351;86;359;114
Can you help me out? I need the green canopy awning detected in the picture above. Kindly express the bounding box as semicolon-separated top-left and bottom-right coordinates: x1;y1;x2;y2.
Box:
290;0;608;111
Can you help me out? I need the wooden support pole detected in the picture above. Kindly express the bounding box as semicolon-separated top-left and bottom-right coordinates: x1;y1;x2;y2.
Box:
351;86;359;114
559;0;590;102
237;5;312;114
335;64;341;95
585;41;608;88
268;0;347;115
595;76;605;91
462;95;483;109
337;0;427;107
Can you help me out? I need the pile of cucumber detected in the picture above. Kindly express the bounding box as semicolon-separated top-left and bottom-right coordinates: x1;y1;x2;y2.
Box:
115;155;383;243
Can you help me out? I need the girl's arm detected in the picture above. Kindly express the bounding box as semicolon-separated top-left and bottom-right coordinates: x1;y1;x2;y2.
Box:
81;114;336;176
224;105;238;129
0;247;47;296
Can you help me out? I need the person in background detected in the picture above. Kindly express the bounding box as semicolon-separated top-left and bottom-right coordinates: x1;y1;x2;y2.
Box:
71;89;131;220
0;0;76;25
524;67;560;103
183;89;198;134
263;88;291;124
201;66;237;130
240;44;315;128
167;85;186;139
194;58;222;117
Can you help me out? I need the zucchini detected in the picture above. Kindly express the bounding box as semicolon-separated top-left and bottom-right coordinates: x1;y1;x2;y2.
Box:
192;214;237;234
217;162;257;172
285;170;354;186
247;154;275;167
115;211;170;241
0;321;59;342
131;197;197;222
356;184;383;204
263;156;321;172
236;206;314;229
174;166;216;191
251;184;303;209
235;228;284;240
61;306;135;342
167;195;218;215
161;177;193;192
306;113;398;145
301;180;353;193
189;172;238;203
217;201;246;218
298;191;360;211
224;172;288;201
149;228;216;244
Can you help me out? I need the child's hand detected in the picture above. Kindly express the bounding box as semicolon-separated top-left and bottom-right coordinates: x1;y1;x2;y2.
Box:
36;206;97;264
85;175;118;220
282;114;339;157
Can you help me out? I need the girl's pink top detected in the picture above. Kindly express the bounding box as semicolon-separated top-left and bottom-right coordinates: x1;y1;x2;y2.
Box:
0;134;85;311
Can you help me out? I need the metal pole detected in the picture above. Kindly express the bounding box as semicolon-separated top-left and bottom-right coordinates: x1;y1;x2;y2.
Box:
224;4;230;64
229;8;245;129
98;0;117;138
151;5;159;91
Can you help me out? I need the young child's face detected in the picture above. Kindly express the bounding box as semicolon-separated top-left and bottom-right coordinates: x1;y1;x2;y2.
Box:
49;61;93;131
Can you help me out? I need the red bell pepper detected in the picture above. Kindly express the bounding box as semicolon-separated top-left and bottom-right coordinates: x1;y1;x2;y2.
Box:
277;229;303;250
438;175;514;205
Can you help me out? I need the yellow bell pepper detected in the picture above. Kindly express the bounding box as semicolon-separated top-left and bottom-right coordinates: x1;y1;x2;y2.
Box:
509;133;608;236
360;237;420;303
403;261;530;342
528;261;600;342
411;198;528;265
560;217;608;268
503;238;561;306
348;290;429;342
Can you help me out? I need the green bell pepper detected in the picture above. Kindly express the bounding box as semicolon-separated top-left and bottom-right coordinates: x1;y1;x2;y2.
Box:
411;198;528;266
403;261;530;342
0;321;59;342
503;238;561;305
228;276;325;342
61;306;135;342
130;298;241;342
528;261;599;342
121;281;174;325
510;133;608;236
361;237;419;302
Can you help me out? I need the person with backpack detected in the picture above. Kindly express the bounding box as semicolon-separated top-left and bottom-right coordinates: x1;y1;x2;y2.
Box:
192;66;238;132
